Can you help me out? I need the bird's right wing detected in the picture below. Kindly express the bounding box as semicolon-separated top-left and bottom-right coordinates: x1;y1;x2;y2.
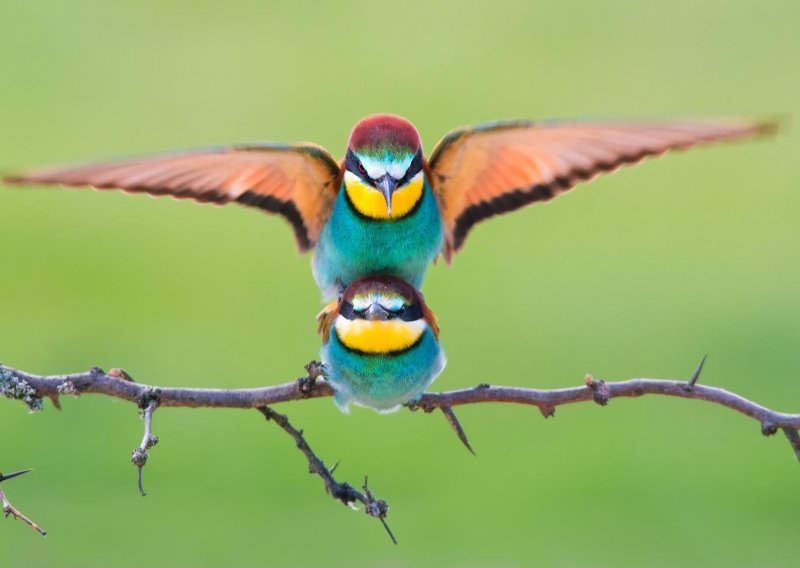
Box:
4;143;343;252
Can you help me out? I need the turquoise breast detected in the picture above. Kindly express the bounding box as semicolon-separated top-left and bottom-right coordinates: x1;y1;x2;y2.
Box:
321;328;446;413
312;181;444;299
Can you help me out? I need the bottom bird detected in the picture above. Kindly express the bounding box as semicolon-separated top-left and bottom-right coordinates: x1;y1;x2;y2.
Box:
318;275;446;413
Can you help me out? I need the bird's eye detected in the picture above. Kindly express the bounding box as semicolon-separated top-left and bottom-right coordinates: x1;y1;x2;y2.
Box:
357;161;367;176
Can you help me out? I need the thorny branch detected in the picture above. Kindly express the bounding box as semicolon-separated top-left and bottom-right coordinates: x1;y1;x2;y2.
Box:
258;405;396;544
0;470;46;537
131;396;159;497
2;356;800;540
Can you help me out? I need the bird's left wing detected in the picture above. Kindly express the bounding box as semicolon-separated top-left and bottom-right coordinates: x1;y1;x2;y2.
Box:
427;119;777;259
3;143;342;251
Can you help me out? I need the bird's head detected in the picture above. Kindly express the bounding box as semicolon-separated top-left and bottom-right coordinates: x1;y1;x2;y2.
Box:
344;115;425;219
321;275;439;355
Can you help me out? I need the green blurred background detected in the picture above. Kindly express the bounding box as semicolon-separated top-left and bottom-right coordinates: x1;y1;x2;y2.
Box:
1;1;798;566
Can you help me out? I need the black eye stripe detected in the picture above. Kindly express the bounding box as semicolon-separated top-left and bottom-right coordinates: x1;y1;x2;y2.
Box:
398;150;424;185
345;149;372;184
339;300;358;320
339;300;424;322
345;149;423;186
400;303;424;321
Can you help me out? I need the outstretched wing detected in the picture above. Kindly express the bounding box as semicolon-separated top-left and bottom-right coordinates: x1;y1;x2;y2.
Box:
428;118;777;258
3;143;342;251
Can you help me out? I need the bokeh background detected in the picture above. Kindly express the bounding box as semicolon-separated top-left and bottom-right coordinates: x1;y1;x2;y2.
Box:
1;1;798;566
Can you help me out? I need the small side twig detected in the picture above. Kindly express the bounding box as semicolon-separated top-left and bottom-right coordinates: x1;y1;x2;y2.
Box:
4;356;800;541
297;361;324;396
258;405;396;544
0;470;46;537
130;395;159;496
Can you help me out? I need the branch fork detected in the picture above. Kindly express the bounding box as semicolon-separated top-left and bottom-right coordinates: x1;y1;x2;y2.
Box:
0;470;46;537
258;405;397;543
3;355;800;542
131;386;160;496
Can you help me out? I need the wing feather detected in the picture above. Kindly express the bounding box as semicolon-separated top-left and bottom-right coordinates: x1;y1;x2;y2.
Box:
3;143;342;251
429;118;777;257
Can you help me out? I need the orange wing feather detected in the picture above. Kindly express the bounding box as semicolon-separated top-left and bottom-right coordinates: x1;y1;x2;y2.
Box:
428;118;778;258
3;143;342;251
317;299;339;341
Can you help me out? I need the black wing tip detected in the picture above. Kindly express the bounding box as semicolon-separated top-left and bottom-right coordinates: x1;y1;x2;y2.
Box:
2;172;27;185
2;172;93;187
755;114;790;137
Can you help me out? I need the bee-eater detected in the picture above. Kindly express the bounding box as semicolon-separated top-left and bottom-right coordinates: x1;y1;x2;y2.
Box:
318;275;445;413
3;115;775;299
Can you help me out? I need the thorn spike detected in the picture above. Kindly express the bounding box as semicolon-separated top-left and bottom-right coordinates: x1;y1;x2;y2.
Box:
137;466;146;497
0;469;33;483
381;517;398;545
440;406;475;455
783;428;800;463
685;353;708;391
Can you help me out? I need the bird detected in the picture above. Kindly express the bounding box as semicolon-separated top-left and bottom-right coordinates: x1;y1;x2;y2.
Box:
317;275;445;413
3;115;776;300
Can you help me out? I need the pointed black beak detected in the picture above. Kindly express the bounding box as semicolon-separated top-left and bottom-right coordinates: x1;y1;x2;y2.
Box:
375;176;399;217
0;469;32;483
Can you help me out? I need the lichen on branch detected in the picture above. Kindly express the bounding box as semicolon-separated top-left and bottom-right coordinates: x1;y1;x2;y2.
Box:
0;368;43;413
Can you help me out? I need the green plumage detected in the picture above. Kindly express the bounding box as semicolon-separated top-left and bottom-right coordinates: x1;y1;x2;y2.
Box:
322;327;445;413
312;179;444;299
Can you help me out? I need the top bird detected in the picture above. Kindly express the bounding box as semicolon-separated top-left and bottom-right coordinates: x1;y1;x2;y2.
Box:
5;115;774;299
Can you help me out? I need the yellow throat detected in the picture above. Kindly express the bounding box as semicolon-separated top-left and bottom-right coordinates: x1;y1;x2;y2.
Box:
334;317;426;354
344;171;424;220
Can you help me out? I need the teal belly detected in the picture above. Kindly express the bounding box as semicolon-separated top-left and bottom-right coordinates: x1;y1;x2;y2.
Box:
321;328;446;413
313;182;444;299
